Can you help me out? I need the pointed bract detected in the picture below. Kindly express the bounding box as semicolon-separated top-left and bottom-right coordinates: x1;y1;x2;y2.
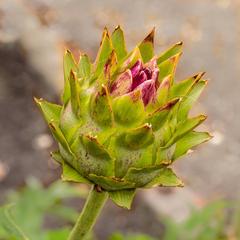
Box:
78;53;91;79
34;98;61;124
157;41;183;64
35;27;210;209
62;50;78;104
139;27;155;63
90;84;113;128
111;26;127;61
94;27;113;79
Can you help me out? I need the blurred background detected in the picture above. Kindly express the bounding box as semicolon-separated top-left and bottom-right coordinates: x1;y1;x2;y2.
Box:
0;0;240;239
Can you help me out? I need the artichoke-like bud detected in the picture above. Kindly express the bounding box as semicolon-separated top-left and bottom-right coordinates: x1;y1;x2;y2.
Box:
35;27;211;209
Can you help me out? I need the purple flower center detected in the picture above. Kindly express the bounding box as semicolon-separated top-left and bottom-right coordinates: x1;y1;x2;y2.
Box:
110;59;159;106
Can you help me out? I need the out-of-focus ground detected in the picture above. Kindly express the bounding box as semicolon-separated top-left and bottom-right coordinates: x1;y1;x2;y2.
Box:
0;0;240;237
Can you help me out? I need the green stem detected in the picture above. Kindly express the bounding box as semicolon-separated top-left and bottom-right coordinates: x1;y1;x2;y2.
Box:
68;185;108;240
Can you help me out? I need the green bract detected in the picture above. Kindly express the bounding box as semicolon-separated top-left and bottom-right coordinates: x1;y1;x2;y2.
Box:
35;27;211;209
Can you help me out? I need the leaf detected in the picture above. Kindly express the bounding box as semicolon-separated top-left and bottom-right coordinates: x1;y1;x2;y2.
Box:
132;145;154;168
48;205;78;223
0;205;29;240
165;115;207;147
158;53;181;84
111;26;127;61
61;161;92;184
2;178;81;240
49;121;74;156
117;47;142;73
169;72;205;99
78;54;91;79
62;50;77;104
124;165;163;187
94;27;113;78
45;228;70;240
156;144;176;164
117;124;154;150
81;135;112;160
34;98;62;124
109;189;136;209
112;90;145;127
59;102;81;144
110;232;157;240
90;85;113;128
104;50;118;80
147;98;180;131
50;150;63;163
47;180;85;199
144;168;183;188
113;142;151;179
69;70;80;116
88;174;135;191
155;75;171;107
138;28;155;63
71;135;114;177
173;131;212;160
178;80;208;121
157;41;183;64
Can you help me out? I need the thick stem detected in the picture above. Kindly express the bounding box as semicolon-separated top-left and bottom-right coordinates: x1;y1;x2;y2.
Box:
68;185;108;240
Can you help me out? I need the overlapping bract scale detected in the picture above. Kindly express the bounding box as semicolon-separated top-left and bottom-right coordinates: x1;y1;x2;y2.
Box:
35;26;211;209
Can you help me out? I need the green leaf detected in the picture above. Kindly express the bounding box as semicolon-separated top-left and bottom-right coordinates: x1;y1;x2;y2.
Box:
78;54;91;78
132;145;154;168
90;85;113;128
111;26;127;61
109;189;136;209
94;28;113;78
61;161;91;184
47;180;86;199
147;98;180;131
139;28;155;63
81;135;112;160
50;150;63;164
88;174;135;191
34;98;62;124
0;205;29;240
113;142;152;179
110;232;157;240
49;121;74;156
62;50;77;104
71;135;114;177
178;80;208;121
45;228;70;240
2;178;81;240
48;205;78;223
59;102;81;144
165;115;207;147
103;50;118;81
144;168;183;188
155;75;171;107
69;70;80;116
169;72;205;100
158;53;181;84
117;47;142;73
156;143;176;164
157;41;183;64
112;90;145;127
173;131;212;160
117;124;154;150
124;165;163;187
